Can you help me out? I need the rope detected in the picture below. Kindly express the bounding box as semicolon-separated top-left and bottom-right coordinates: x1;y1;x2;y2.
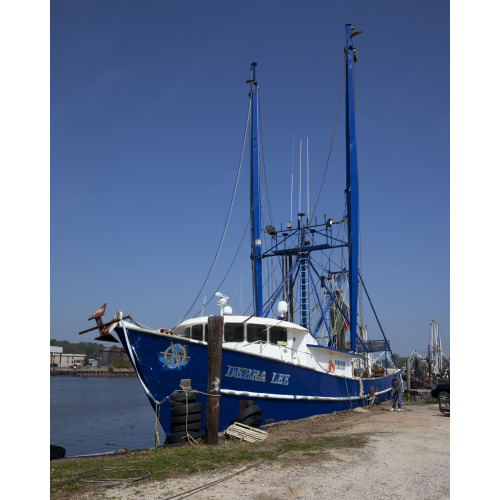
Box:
344;376;353;407
162;386;221;448
154;398;169;448
257;86;275;228
78;468;150;485
163;449;289;500
51;468;151;490
189;216;250;318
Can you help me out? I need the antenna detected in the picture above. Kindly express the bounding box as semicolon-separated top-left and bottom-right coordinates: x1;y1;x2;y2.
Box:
307;137;310;219
290;134;294;224
299;138;302;215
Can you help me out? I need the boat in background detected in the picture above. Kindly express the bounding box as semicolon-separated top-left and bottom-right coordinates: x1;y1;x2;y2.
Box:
80;24;401;437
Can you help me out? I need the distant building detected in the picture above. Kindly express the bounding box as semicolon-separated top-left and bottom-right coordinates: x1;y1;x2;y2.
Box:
50;346;63;366
97;346;127;366
50;345;86;367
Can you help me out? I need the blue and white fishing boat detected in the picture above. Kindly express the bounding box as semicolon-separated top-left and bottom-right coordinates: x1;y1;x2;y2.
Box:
80;25;401;435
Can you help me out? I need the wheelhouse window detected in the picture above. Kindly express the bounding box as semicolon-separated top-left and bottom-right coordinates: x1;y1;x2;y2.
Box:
247;324;267;343
270;327;287;344
224;323;244;342
182;327;190;338
191;324;204;341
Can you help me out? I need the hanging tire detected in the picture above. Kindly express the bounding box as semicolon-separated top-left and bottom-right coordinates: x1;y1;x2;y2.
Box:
170;412;202;425
170;398;200;407
239;414;262;428
166;431;200;444
170;402;203;417
170;399;186;407
170;390;199;404
231;405;262;424
50;445;66;460
170;421;203;433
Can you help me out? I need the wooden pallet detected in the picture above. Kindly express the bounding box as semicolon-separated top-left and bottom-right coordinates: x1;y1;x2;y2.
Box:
224;422;268;442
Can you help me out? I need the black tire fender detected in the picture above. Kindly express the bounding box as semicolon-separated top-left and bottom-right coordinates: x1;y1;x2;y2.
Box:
50;445;66;460
170;421;203;433
170;412;202;425
170;402;203;417
231;405;262;424
170;390;199;404
166;431;200;444
239;414;262;428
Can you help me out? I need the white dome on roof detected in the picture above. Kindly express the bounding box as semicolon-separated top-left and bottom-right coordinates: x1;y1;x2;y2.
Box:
277;301;288;314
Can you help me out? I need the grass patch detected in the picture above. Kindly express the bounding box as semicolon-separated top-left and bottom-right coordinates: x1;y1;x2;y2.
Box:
50;433;367;498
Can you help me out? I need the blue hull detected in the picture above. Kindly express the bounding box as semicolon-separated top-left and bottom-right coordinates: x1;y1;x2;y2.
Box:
116;325;397;434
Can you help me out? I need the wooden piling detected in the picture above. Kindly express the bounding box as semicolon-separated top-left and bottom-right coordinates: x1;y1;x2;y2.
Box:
204;315;223;445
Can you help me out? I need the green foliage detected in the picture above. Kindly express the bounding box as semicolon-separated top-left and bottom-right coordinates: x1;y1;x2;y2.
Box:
50;433;368;497
112;359;132;369
50;339;104;359
392;353;407;369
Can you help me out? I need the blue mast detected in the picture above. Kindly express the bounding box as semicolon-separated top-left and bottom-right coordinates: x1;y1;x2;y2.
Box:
345;24;361;351
248;62;263;316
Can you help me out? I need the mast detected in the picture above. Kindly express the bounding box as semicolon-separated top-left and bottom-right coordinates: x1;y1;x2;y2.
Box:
248;62;263;316
345;24;361;351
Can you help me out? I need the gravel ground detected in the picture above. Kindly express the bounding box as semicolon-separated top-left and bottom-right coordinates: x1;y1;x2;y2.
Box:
79;402;449;500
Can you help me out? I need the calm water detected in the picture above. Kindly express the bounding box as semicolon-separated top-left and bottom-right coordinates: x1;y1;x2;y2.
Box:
50;376;166;457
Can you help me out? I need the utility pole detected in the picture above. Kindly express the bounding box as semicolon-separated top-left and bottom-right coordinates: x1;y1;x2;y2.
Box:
204;315;223;445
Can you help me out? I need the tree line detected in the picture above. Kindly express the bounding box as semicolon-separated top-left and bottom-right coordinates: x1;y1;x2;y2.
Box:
50;339;104;359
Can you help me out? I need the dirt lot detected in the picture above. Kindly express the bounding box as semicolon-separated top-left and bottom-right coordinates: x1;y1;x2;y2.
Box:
80;402;449;500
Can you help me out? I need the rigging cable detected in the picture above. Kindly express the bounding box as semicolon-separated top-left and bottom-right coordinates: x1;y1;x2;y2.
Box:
174;98;252;327
352;56;364;329
189;216;250;318
255;60;347;323
188;59;346;331
257;85;275;227
257;85;283;301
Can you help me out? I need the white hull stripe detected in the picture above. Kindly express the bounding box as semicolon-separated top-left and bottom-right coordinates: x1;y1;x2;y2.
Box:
122;323;392;404
220;388;390;401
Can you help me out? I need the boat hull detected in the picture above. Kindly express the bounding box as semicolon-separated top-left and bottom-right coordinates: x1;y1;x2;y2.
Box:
116;324;397;434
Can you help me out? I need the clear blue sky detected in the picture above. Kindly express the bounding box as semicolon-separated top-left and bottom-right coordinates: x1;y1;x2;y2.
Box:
7;1;500;492
48;0;450;357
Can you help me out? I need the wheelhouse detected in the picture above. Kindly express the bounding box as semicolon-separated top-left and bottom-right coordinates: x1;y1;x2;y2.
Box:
173;317;289;345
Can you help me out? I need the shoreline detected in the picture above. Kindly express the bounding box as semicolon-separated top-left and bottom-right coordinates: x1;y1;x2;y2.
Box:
50;367;136;377
51;402;450;499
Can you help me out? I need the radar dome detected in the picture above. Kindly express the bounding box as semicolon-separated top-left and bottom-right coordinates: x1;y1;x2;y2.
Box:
277;301;288;314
